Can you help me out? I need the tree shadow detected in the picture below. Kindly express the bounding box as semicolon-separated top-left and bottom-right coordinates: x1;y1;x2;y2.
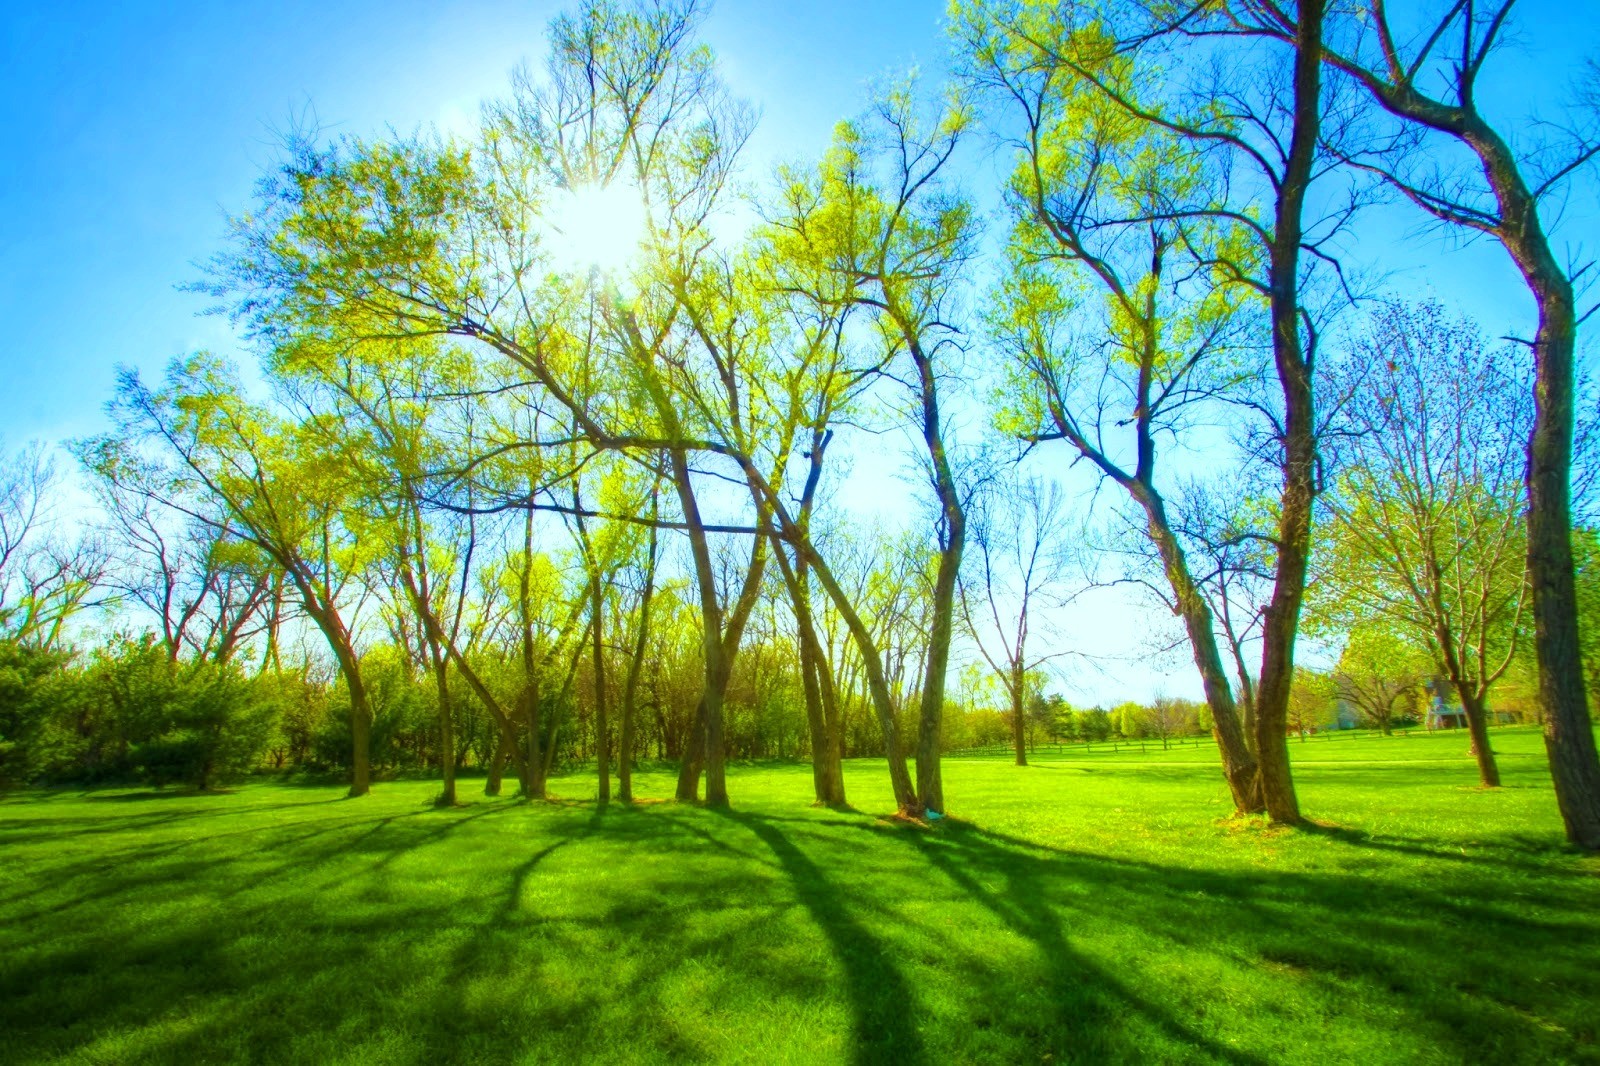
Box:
2;785;1597;1064
715;808;925;1065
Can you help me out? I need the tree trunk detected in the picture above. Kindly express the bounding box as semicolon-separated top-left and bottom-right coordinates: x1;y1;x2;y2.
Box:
619;521;658;805
328;636;372;799
780;548;847;807
348;683;371;798
523;670;545;801
1139;494;1262;813
1010;665;1028;768
1504;199;1600;846
591;575;610;805
1332;4;1600;849
669;448;730;807
675;697;708;801
485;736;506;796
432;653;456;806
805;545;920;814
1458;687;1502;788
1249;0;1325;828
902;329;965;817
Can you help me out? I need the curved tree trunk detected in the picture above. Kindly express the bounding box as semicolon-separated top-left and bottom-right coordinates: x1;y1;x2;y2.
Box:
805;546;921;815
1139;493;1263;814
1321;3;1600;849
1513;233;1600;845
668;448;731;807
1457;686;1502;788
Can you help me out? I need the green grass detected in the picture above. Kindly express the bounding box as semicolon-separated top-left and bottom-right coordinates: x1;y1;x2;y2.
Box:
1;728;1596;1065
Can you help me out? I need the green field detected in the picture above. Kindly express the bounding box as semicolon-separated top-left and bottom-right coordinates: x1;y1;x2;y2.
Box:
2;728;1596;1065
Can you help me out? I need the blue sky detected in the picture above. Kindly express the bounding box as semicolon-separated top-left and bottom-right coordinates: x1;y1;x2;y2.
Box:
1;1;1595;703
0;0;948;441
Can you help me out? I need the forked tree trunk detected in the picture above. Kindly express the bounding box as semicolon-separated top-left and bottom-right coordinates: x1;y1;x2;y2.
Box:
668;448;731;807
804;544;920;815
778;546;846;806
675;697;708;802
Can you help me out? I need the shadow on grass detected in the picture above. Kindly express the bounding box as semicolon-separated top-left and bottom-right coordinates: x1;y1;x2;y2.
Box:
717;809;924;1065
0;787;1596;1064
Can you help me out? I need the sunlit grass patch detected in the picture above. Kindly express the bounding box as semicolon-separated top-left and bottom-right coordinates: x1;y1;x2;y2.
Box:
0;727;1594;1064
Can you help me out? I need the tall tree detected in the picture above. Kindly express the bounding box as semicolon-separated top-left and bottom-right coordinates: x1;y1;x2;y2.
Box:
1315;302;1530;786
0;442;106;652
961;0;1339;822
91;358;379;795
960;472;1077;766
1227;0;1600;849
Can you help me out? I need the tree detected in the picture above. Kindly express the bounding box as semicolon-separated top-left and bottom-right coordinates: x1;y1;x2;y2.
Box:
1316;303;1530;786
1335;625;1427;735
960;472;1077;765
0;441;105;651
1144;694;1195;750
759;84;978;813
88;359;381;796
1231;0;1600;850
1286;667;1337;739
960;3;1276;813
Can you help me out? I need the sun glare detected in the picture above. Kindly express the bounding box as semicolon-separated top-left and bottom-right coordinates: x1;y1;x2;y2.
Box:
548;182;648;275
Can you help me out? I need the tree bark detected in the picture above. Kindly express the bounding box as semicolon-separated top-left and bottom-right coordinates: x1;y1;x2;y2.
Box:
1314;0;1600;848
1249;0;1326;827
432;652;456;806
347;669;371;798
1010;662;1028;767
1138;491;1263;813
619;518;658;805
591;573;610;804
906;330;965;817
523;676;544;801
804;545;921;814
485;736;506;797
1457;686;1502;788
778;545;847;806
668;448;731;807
1500;190;1600;846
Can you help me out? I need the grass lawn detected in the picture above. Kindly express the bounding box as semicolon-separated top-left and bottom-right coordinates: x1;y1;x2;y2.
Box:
1;727;1597;1065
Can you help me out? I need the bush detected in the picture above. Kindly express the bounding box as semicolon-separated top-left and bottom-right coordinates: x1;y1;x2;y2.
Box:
129;667;277;790
0;642;72;788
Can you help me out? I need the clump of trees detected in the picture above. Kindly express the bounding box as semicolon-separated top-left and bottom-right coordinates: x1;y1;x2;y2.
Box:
2;0;1599;847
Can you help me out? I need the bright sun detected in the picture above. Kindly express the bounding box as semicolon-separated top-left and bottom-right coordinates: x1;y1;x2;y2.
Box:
547;182;648;275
